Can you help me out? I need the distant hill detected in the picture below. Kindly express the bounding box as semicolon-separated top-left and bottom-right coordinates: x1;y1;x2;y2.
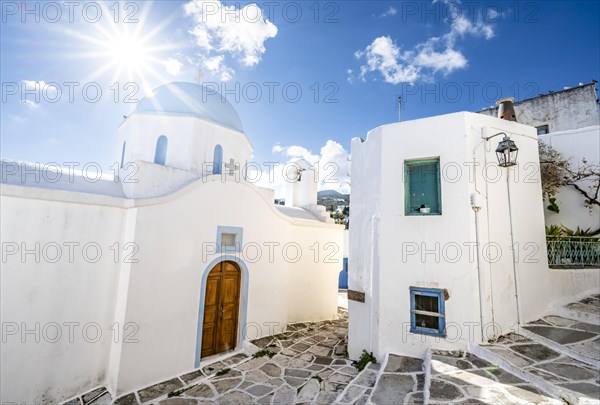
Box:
317;189;349;215
317;190;347;198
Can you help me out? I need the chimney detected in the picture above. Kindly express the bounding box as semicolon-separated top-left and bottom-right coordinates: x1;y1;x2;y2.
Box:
496;97;517;122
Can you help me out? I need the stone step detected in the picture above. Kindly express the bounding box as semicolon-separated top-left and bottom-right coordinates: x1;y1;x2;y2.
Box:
471;334;600;405
555;295;600;325
521;315;600;367
333;361;381;404
430;348;562;404
344;353;425;405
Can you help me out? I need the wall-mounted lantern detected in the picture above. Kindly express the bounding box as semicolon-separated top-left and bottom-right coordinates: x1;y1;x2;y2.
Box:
483;131;519;167
495;135;519;167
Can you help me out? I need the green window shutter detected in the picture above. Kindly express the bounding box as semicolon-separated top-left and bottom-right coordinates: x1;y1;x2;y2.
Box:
405;158;441;215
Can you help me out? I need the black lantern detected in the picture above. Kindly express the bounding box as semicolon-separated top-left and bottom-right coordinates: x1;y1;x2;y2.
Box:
495;135;518;167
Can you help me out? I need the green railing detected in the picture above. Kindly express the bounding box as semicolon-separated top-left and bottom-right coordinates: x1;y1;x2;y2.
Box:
547;236;600;268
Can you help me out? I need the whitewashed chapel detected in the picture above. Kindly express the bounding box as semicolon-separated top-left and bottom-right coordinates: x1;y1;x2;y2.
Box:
0;82;344;403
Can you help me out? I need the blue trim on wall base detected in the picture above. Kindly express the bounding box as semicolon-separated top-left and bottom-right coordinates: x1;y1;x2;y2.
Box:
194;255;250;369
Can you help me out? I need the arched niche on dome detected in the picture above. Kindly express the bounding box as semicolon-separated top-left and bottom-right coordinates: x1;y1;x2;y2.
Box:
213;144;223;174
154;135;168;165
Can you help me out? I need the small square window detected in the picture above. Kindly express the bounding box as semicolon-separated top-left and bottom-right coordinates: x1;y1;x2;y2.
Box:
216;226;243;253
405;158;441;215
536;125;549;135
221;233;237;248
410;287;445;337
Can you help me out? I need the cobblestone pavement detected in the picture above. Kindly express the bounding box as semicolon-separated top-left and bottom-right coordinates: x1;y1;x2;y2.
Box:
110;308;361;405
429;350;560;404
64;294;600;405
481;330;600;402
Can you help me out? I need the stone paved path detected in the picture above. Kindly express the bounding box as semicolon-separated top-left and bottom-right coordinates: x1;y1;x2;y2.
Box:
476;294;600;404
480;331;600;403
430;350;560;404
111;308;359;405
63;294;600;405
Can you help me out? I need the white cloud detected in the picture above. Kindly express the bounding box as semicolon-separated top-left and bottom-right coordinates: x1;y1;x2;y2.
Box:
270;140;351;196
412;40;467;74
21;99;40;109
355;1;495;84
317;140;351;194
447;15;494;45
163;58;183;76
356;36;419;84
347;69;353;84
184;0;278;80
20;81;58;106
486;8;501;21
202;55;234;82
380;6;397;18
284;145;320;164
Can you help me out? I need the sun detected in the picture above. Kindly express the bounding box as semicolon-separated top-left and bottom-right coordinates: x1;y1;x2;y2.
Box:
59;2;185;85
106;34;150;70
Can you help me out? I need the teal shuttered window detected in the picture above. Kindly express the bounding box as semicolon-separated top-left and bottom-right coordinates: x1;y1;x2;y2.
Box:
404;158;441;215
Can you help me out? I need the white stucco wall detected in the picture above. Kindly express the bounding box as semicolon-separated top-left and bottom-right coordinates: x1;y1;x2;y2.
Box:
348;112;600;362
0;189;126;403
539;125;600;231
0;175;343;403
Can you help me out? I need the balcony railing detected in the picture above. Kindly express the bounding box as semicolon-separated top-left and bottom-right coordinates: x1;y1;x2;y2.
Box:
547;236;600;268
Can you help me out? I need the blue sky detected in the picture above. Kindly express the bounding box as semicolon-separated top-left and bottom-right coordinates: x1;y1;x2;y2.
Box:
1;0;599;193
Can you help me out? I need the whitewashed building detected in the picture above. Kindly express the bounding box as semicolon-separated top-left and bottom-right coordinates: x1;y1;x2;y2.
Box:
347;110;600;361
0;82;344;403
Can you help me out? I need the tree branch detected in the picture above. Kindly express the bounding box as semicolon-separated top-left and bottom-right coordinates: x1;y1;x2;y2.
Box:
569;182;600;206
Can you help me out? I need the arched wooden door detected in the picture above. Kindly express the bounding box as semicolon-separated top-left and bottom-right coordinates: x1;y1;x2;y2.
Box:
201;261;241;358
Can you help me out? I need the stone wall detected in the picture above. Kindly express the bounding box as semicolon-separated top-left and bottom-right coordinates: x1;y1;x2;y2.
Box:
479;83;599;133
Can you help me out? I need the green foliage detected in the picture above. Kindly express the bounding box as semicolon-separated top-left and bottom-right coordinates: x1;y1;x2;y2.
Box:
215;368;231;376
352;350;376;371
312;375;323;382
546;198;560;213
545;224;564;236
564;227;598;237
546;225;599;237
252;349;275;359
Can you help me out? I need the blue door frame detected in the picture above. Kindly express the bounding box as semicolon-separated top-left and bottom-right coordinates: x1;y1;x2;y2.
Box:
338;257;348;289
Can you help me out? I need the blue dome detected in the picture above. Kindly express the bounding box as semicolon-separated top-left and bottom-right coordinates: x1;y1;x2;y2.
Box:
135;82;244;132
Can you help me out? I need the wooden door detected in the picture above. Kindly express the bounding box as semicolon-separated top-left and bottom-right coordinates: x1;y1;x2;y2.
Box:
201;261;241;358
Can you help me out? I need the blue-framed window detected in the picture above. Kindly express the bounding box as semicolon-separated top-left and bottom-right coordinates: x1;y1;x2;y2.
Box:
154;135;168;165
213;144;223;174
404;158;441;215
410;287;446;337
216;226;243;253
